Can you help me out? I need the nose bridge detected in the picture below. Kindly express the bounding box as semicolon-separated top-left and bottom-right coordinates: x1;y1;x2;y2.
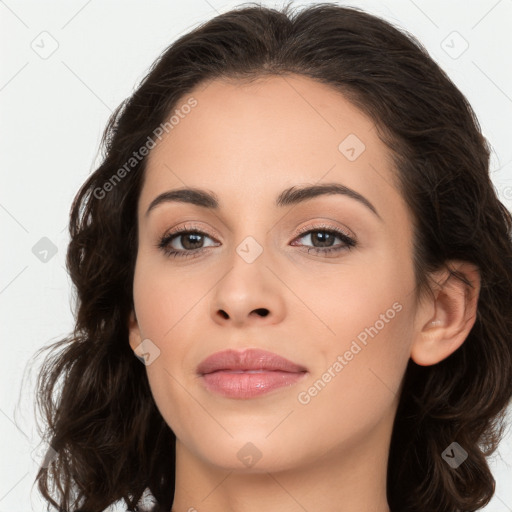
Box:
222;203;271;267
209;229;285;326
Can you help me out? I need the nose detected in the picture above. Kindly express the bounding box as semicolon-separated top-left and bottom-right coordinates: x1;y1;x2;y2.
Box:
210;248;286;328
217;306;270;321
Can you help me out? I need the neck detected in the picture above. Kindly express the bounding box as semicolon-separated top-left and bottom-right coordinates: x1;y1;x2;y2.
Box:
170;419;392;512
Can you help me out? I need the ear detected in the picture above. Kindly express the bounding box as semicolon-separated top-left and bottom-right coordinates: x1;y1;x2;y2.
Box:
128;309;143;352
411;260;480;366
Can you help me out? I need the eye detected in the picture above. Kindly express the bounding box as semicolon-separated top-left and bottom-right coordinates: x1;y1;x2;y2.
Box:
290;224;356;256
157;223;219;259
156;222;357;259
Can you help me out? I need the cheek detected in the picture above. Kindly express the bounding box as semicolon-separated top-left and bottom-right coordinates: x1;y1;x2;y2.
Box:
132;260;211;435
133;259;206;341
290;300;414;454
290;249;412;339
290;249;416;397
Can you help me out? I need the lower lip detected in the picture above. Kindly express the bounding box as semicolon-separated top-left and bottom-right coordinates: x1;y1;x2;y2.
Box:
200;370;307;399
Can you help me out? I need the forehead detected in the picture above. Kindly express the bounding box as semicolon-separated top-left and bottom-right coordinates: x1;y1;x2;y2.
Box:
139;74;403;220
149;74;379;164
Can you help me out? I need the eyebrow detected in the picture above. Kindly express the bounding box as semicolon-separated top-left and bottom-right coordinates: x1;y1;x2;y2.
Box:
145;183;382;221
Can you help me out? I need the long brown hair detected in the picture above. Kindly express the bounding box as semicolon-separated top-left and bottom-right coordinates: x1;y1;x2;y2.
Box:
34;3;512;511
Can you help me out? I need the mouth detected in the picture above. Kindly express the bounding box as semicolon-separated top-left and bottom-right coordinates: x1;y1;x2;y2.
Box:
199;369;308;399
197;348;308;399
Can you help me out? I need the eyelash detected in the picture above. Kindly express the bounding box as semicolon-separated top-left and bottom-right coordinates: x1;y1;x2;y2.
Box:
156;222;357;259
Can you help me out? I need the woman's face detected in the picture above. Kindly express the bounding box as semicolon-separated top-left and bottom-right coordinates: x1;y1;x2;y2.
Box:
129;74;423;473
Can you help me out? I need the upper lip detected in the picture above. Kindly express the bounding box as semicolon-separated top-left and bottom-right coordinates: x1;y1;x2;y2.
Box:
197;348;308;375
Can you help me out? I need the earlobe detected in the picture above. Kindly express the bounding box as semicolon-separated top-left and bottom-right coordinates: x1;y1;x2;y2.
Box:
410;261;480;367
128;310;142;352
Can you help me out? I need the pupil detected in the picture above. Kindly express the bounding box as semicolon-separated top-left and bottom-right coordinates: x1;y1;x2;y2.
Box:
312;231;334;247
183;233;203;249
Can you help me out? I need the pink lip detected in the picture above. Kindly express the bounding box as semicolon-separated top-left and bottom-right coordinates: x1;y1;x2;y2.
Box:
197;348;308;399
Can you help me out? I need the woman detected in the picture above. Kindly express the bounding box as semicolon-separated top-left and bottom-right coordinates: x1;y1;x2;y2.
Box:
34;3;512;511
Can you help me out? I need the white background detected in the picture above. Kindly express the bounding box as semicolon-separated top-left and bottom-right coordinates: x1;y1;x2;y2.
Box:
1;0;511;510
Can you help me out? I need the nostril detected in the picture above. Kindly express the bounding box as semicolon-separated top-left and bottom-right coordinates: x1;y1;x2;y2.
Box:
253;308;269;317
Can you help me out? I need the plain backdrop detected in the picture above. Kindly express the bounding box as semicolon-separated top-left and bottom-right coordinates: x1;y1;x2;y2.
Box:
1;0;511;510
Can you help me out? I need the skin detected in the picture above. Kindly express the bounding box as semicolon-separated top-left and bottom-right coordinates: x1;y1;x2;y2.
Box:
128;74;480;512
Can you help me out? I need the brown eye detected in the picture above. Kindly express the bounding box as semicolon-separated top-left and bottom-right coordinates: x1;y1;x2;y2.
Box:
174;232;206;250
291;226;356;256
157;227;219;258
